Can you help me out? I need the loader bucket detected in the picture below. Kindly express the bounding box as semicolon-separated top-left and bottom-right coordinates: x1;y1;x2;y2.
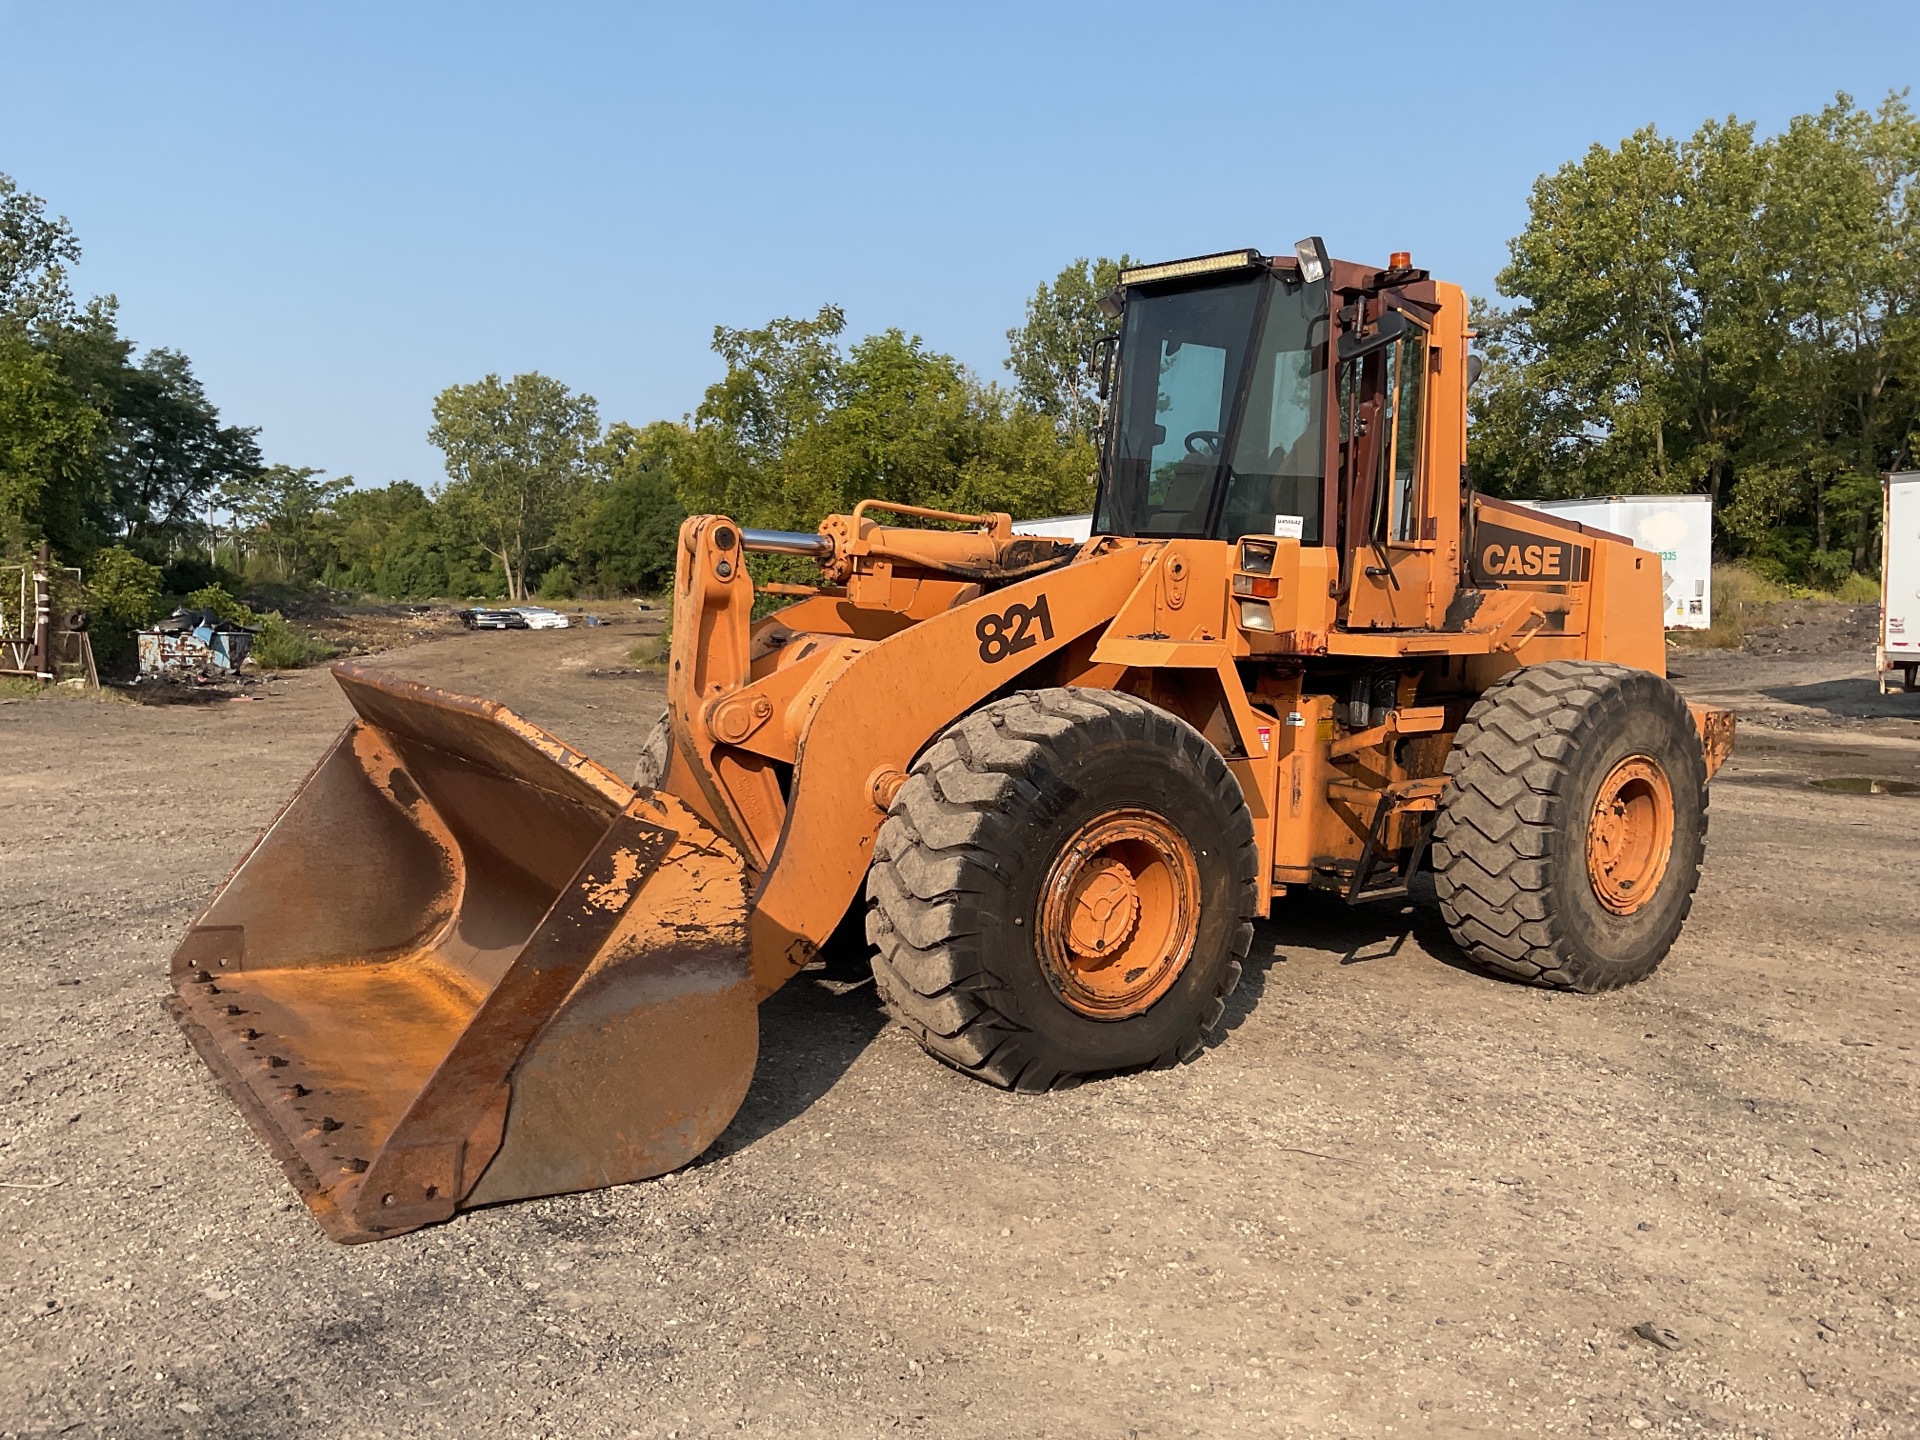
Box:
168;663;756;1243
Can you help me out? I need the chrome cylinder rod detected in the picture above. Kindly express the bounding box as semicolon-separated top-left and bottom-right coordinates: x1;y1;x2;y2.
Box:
739;528;834;558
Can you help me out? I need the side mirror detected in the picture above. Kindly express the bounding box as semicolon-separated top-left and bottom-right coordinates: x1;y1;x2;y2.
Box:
1467;354;1486;390
1337;310;1411;364
1090;334;1119;401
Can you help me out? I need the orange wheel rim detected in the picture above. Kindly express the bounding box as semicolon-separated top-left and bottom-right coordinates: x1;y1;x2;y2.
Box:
1037;808;1201;1019
1585;754;1675;915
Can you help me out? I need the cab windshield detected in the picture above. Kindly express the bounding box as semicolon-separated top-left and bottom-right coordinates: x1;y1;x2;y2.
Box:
1094;271;1329;543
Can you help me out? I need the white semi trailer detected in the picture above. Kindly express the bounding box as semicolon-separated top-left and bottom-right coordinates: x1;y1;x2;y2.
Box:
1010;513;1094;543
1519;494;1713;631
1881;472;1920;693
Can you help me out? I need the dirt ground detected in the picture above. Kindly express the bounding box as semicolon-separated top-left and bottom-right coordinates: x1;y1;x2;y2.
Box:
3;611;1917;1439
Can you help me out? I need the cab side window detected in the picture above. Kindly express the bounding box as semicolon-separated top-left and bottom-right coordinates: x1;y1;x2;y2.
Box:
1388;328;1427;543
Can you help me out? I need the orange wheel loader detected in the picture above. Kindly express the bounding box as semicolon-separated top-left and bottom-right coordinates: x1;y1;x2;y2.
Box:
170;242;1734;1242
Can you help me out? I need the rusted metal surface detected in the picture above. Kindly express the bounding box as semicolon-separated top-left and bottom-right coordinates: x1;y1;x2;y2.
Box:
4;544;97;686
169;663;753;1243
1688;702;1736;781
1038;808;1201;1019
138;613;255;676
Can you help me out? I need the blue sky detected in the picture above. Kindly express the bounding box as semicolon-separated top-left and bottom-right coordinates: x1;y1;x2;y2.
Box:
3;1;1915;491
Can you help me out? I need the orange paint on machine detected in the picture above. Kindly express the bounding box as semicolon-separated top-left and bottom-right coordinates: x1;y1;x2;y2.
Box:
170;241;1734;1242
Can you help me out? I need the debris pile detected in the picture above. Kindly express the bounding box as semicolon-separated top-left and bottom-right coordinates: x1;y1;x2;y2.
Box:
136;608;257;678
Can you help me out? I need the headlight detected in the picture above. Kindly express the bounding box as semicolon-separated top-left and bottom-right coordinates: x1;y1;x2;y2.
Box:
1239;540;1277;575
1237;599;1275;632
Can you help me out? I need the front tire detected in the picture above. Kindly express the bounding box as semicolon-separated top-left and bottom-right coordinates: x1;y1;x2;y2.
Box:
866;689;1258;1092
1432;661;1708;992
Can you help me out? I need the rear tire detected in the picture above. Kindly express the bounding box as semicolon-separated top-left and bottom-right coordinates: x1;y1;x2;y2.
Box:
1432;661;1707;992
866;689;1258;1092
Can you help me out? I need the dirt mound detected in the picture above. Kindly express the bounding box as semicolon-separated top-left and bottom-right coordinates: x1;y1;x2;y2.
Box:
305;603;467;657
1738;599;1879;657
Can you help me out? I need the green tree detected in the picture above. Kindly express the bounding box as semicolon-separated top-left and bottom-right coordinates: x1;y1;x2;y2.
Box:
429;372;601;601
50;299;264;554
217;464;351;584
786;327;982;519
570;421;688;592
799;329;1092;519
1743;94;1920;577
0;171;80;327
80;543;162;671
85;544;162;625
678;309;1094;536
325;480;458;597
677;307;848;525
0;325;101;554
1005;255;1133;441
1472;121;1768;500
1;173;98;556
947;394;1096;521
1472;92;1920;584
1;174;277;573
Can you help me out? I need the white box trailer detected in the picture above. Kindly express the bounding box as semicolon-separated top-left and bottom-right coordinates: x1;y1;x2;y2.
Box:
1518;494;1713;630
1880;472;1920;693
1011;513;1094;543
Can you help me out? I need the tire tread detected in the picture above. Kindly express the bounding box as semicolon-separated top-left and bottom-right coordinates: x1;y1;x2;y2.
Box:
866;689;1257;1090
1433;661;1707;991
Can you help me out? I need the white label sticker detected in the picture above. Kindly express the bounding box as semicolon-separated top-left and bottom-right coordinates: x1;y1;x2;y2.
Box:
1273;514;1304;540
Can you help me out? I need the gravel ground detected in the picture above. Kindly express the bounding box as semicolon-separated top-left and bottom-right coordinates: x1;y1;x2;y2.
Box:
2;619;1917;1439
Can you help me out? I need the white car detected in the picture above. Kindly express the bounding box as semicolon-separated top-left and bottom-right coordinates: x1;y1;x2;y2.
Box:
512;606;571;630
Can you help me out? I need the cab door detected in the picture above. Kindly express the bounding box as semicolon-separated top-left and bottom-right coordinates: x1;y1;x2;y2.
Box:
1338;309;1439;631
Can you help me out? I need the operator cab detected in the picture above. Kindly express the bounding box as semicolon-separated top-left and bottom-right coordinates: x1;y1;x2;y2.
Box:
1093;247;1332;545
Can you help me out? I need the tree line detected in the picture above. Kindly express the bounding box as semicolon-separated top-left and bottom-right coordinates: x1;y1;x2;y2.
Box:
395;301;1103;604
1471;91;1919;588
3;88;1913;652
1;167;1108;620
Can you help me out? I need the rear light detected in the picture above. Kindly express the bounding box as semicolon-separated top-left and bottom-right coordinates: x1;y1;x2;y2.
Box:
1237;599;1275;632
1233;574;1279;599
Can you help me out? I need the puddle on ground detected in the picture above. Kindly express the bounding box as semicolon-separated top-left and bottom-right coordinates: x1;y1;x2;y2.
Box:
1811;776;1920;796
